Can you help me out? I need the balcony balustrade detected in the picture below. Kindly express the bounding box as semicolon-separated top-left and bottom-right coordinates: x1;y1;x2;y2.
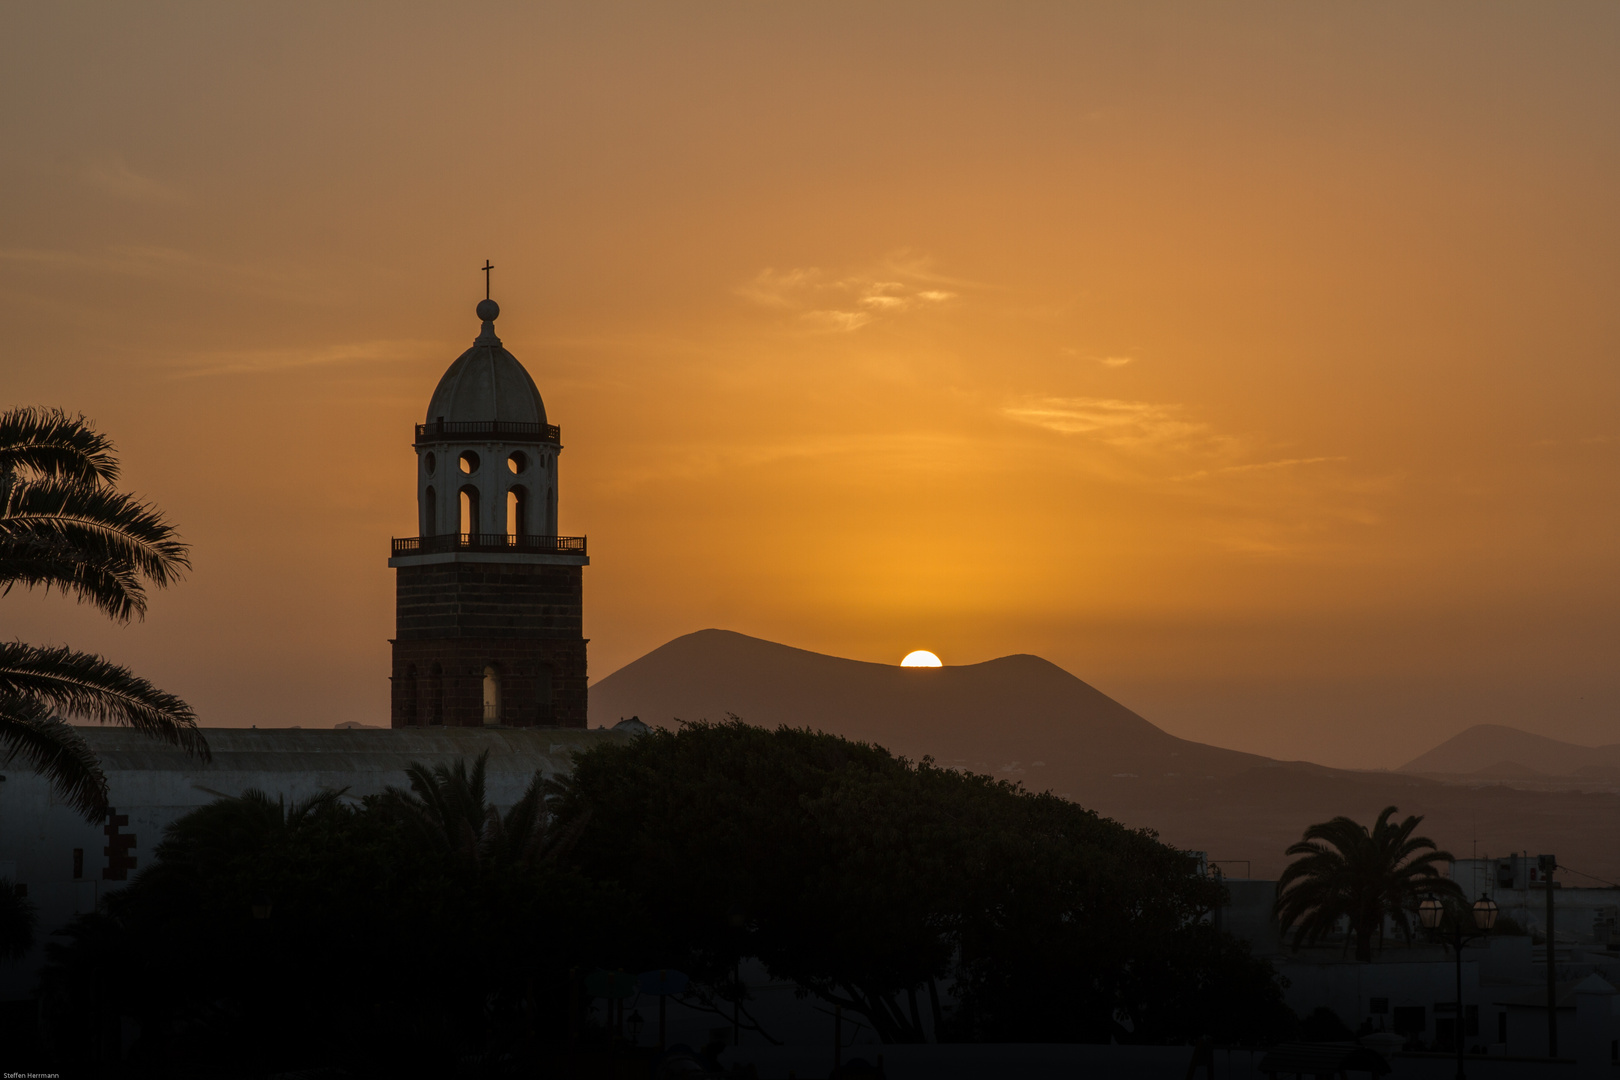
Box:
414;419;561;445
391;533;586;557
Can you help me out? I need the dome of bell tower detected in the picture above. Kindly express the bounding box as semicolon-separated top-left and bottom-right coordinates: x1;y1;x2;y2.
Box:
425;299;548;428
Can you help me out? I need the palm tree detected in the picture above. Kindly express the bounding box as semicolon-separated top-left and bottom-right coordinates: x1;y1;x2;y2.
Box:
1274;805;1464;962
375;751;582;873
143;787;350;891
0;407;207;819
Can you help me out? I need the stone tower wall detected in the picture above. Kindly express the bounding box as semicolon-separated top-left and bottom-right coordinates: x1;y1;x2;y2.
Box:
390;561;587;728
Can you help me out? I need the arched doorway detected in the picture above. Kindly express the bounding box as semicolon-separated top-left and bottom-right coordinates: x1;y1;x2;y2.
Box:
482;664;502;725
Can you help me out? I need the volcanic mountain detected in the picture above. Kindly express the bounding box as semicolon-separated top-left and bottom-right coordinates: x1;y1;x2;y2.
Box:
589;630;1620;880
1401;724;1620;779
589;629;1266;788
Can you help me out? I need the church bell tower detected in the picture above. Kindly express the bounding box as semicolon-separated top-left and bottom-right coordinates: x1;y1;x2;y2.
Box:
387;294;588;727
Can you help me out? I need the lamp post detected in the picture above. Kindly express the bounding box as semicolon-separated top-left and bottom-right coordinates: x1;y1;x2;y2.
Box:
1420;893;1499;1080
627;1009;644;1046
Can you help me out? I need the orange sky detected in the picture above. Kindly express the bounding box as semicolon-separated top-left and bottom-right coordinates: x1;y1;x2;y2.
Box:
3;3;1617;768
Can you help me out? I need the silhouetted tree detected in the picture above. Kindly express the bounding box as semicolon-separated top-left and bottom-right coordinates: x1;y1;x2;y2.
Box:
559;720;1292;1045
0;407;205;817
373;750;583;872
1273;805;1462;962
38;766;622;1074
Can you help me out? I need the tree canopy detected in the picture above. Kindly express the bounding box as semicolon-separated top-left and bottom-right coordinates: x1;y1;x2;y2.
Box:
38;724;1295;1072
558;720;1292;1044
39;768;621;1075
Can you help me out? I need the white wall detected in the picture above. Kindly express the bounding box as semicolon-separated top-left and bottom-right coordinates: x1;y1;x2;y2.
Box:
0;725;621;997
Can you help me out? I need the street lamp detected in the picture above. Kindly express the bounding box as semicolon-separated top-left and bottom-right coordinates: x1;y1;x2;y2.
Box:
1419;893;1496;1080
627;1010;644;1045
1419;897;1445;930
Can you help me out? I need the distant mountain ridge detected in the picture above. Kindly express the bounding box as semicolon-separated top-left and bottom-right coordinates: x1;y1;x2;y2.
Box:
1400;723;1620;777
589;629;1268;785
589;630;1620;881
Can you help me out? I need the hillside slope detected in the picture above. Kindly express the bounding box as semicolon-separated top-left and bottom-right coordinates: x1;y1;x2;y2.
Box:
589;631;1620;880
589;629;1267;783
1401;723;1620;777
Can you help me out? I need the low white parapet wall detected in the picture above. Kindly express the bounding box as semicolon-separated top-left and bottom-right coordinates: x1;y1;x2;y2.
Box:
0;725;624;996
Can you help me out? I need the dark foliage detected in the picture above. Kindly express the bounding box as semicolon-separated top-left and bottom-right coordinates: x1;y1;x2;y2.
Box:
558;721;1294;1045
39;727;1295;1073
38;774;626;1077
1274;805;1461;962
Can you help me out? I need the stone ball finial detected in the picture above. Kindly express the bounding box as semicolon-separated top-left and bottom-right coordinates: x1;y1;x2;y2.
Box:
476;299;500;322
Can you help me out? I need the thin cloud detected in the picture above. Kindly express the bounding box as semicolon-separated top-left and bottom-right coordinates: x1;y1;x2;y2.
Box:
1172;456;1347;482
1002;396;1209;449
173;339;442;378
1059;348;1136;367
0;245;202;278
873;250;986;290
78;155;184;204
0;244;329;305
734;267;821;309
802;310;874;333
601;429;981;493
735;255;961;331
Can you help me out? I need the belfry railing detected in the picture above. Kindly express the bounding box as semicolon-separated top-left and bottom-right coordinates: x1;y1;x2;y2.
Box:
414;420;561;444
391;534;587;557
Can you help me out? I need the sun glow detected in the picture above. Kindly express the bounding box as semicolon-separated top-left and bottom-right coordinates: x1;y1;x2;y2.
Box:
901;650;942;668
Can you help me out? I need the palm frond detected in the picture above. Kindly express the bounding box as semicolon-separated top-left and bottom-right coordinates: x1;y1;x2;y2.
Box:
1275;805;1465;960
0;537;148;621
0;693;109;819
498;770;547;860
0;641;207;760
0;407;118;485
383;754;579;873
286;787;349;828
0;478;189;618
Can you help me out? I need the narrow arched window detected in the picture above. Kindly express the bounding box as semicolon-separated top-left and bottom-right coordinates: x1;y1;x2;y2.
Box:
459;486;480;539
423;487;437;537
507;486;529;539
482;665;502;725
547;487;556;535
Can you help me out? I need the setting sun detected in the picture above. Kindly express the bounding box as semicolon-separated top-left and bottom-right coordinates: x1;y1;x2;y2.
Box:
900;650;942;668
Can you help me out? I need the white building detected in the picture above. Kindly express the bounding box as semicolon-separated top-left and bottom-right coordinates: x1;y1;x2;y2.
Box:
1452;856;1620;951
0;724;622;999
1215;861;1620;1060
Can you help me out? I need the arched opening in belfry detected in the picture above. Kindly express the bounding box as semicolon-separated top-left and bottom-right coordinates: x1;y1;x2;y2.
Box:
547;487;556;534
507;486;529;538
423;487;437;536
429;663;443;725
482;665;502;725
459;485;480;538
404;664;419;725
